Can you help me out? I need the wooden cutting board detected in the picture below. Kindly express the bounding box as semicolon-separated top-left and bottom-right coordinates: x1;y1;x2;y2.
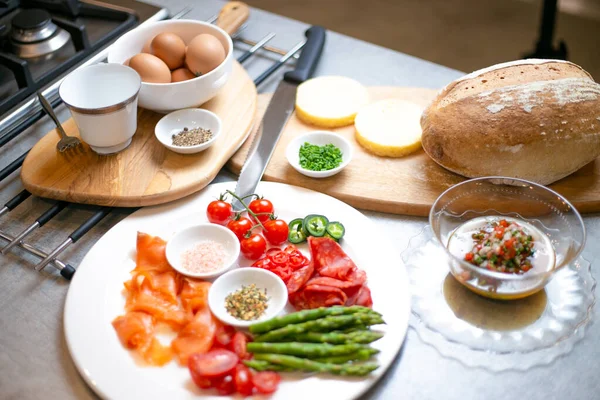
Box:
228;87;600;217
21;61;257;207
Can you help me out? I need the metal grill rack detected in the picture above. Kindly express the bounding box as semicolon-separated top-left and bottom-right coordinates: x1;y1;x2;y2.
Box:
0;9;306;280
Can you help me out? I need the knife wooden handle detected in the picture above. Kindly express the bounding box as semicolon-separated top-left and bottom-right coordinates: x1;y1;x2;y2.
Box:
216;1;250;35
284;26;326;84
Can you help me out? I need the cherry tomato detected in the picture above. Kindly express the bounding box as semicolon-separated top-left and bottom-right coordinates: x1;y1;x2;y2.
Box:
240;233;267;260
464;252;474;262
248;198;274;223
188;350;239;378
230;331;251;360
207;200;232;225
214;324;236;348
234;364;254;396
251;371;281;394
213;374;236;395
263;219;289;246
189;371;213;389
227;217;253;241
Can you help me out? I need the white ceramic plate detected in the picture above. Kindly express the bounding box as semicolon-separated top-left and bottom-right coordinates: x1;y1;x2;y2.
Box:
64;182;410;400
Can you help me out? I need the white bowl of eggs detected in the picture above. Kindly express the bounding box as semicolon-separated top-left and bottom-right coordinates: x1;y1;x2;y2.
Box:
107;20;232;113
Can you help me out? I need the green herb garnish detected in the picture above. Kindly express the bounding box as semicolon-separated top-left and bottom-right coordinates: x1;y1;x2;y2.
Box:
299;142;343;171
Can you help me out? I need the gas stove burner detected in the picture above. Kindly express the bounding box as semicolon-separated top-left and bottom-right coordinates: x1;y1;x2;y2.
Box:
10;9;70;58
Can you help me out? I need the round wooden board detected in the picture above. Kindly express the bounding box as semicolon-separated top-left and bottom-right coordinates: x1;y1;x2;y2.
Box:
228;87;600;217
21;62;256;207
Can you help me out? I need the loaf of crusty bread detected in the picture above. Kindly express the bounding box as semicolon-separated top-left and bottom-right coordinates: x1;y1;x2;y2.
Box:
420;59;600;185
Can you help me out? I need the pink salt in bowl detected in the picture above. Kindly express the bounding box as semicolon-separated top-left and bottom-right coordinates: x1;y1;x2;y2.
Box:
165;223;240;279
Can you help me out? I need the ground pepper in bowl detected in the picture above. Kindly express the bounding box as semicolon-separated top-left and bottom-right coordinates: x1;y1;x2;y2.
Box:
172;126;213;147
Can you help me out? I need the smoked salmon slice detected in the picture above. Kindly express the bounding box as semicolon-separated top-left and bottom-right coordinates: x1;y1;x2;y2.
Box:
134;232;172;273
112;311;173;366
171;307;217;365
180;278;211;314
112;311;154;350
125;282;189;330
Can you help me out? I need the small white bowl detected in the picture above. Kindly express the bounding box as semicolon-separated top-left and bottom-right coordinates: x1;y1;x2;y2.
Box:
208;268;288;329
165;224;239;279
155;108;222;154
286;130;354;178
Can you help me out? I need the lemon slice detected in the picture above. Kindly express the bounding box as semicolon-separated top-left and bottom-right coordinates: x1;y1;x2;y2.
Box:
354;99;424;157
295;76;369;128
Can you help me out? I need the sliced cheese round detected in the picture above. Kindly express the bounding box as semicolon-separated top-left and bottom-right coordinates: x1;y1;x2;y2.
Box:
354;99;424;157
295;76;369;128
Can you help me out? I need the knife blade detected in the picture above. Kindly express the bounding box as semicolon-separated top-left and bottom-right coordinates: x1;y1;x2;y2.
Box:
233;25;326;210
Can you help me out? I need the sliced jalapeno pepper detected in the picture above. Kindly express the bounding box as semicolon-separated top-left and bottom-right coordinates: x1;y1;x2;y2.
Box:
288;218;306;244
303;214;329;237
326;221;345;240
324;232;338;242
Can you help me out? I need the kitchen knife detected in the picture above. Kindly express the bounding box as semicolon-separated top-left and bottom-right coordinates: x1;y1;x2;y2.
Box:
233;25;326;210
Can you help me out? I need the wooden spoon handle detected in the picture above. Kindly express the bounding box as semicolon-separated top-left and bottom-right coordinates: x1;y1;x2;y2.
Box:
216;1;250;35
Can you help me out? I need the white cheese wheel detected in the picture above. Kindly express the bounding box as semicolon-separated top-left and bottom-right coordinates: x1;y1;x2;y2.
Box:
295;76;369;128
355;99;424;157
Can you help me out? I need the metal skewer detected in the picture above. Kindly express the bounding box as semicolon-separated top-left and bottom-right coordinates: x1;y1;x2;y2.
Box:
0;190;30;219
235;37;300;59
171;6;192;19
254;40;306;86
35;207;112;271
1;201;68;254
237;32;276;63
0;229;75;279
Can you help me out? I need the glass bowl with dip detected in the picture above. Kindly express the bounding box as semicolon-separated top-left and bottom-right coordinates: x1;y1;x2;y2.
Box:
430;176;586;300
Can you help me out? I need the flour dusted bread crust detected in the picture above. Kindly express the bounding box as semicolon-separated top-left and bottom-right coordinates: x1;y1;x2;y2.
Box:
420;59;600;185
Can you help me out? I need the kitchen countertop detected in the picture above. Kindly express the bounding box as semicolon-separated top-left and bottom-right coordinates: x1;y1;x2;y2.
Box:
0;1;598;399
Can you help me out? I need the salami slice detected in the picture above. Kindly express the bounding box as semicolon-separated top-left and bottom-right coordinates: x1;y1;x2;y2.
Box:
308;237;358;280
355;285;373;308
305;276;364;289
289;284;348;310
285;262;314;294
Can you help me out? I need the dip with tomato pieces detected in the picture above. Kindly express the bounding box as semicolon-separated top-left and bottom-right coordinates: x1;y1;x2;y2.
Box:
448;216;555;275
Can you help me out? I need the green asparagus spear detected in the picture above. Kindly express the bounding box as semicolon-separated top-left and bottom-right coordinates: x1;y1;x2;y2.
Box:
243;360;294;372
247;342;368;357
291;330;384;344
254;354;379;376
313;348;380;364
249;306;378;334
254;314;385;342
338;325;368;333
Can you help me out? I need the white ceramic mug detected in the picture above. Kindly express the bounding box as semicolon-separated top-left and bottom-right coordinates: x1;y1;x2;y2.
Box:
59;63;141;155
